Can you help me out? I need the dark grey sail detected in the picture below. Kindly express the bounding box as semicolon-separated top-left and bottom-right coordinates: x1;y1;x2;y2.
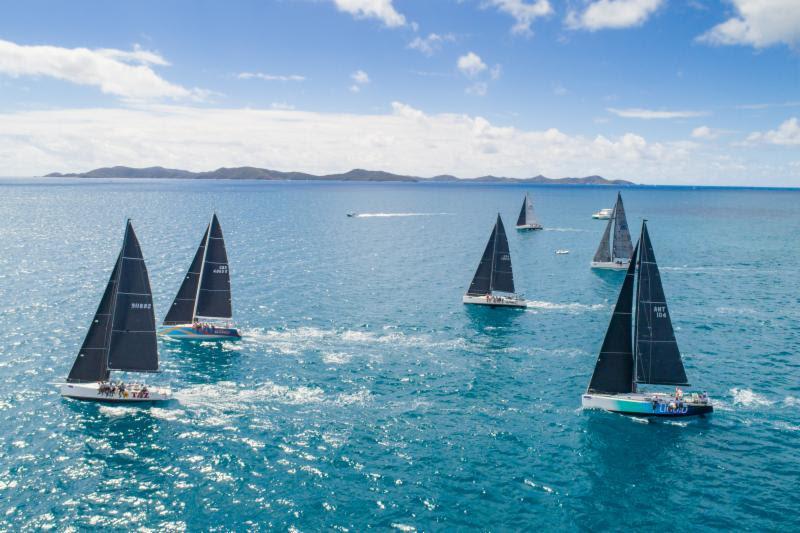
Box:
634;222;689;387
491;215;515;293
466;214;515;295
593;216;613;263
516;196;528;226
587;243;639;394
611;193;633;261
163;226;208;325
194;214;233;319
107;221;159;373
67;254;120;383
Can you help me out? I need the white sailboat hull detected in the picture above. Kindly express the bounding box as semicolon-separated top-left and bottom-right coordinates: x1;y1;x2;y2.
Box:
516;223;543;231
591;260;630;270
59;382;171;403
462;294;528;308
581;392;713;417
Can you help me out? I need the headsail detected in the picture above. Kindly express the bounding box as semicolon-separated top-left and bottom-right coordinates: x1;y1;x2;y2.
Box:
194;214;233;320
67;253;120;383
612;193;633;261
593;215;613;263
516;195;527;226
107;221;159;373
588;243;639;393
163;226;208;325
466;214;515;295
634;222;689;386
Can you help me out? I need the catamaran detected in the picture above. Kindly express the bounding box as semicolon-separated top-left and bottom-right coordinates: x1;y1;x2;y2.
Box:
59;221;171;402
463;214;527;308
582;221;712;418
591;193;633;270
159;214;241;341
515;193;543;230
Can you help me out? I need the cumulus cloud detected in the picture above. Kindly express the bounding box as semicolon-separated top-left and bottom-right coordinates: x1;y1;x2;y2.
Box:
238;72;306;82
746;117;800;145
0;38;206;102
457;52;487;77
698;0;800;48
349;69;370;92
408;33;456;55
486;0;553;35
332;0;406;27
566;0;663;31
608;107;710;119
0;101;708;182
691;126;719;139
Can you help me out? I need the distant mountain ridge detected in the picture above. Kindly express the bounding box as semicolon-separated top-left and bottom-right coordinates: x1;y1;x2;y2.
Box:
45;166;635;185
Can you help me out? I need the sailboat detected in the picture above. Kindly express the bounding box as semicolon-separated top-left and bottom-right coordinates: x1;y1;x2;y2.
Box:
582;221;712;417
515;193;543;230
463;214;527;308
59;221;171;402
159;214;241;341
591;192;633;270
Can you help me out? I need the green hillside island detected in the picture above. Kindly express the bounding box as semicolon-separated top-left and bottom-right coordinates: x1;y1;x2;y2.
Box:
45;166;635;185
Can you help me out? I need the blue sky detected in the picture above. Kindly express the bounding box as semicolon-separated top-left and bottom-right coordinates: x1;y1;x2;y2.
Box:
0;0;798;185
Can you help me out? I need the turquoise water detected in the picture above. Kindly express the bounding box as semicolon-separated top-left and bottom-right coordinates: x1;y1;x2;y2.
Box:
1;178;799;530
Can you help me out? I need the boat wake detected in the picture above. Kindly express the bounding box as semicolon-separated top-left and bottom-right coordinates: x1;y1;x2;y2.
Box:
730;388;774;408
354;212;453;218
525;300;605;312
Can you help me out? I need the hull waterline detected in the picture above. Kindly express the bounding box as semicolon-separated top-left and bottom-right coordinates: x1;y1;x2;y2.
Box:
159;325;242;341
59;382;171;403
463;294;528;308
516;224;543;231
582;393;713;418
591;260;630;271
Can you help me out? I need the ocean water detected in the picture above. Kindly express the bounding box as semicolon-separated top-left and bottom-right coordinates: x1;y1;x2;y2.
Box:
1;177;799;531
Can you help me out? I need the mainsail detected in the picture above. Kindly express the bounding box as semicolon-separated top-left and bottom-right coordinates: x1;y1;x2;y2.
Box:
163;226;208;325
67;254;120;383
587;242;639;394
107;221;159;373
194;214;233;320
634;222;689;386
593;216;613;263
467;214;515;295
611;193;633;261
516;193;538;226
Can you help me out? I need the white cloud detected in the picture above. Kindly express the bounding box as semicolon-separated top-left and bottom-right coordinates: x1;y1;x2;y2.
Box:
351;70;370;84
486;0;553;35
407;33;455;55
691;126;719;139
746;117;800;145
457;52;487;77
737;101;800;110
332;0;406;27
466;82;488;96
270;102;296;110
0;38;205;102
698;0;800;48
608;107;710;119
0;101;716;183
566;0;663;31
238;72;306;82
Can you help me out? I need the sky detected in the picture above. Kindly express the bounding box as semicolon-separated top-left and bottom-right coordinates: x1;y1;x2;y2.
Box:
0;0;798;185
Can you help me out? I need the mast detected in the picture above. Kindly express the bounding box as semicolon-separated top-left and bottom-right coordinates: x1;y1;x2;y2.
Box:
191;214;213;323
489;214;499;292
632;221;643;393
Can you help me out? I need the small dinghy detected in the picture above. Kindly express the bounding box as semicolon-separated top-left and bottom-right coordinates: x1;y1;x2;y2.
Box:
591;193;633;270
555;249;570;255
160;214;241;341
346;212;357;218
59;221;171;402
515;192;543;230
582;221;712;418
463;214;527;308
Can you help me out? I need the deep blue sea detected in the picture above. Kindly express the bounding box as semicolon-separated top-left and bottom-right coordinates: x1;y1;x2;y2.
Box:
1;178;799;531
